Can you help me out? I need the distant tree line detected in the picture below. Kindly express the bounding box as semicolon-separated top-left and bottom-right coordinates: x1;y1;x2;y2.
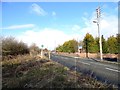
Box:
1;33;119;57
56;39;78;53
56;33;120;54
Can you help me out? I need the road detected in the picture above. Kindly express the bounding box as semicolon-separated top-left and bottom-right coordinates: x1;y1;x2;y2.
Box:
50;53;120;87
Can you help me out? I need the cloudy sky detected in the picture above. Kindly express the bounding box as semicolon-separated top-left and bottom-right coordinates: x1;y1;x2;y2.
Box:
1;2;118;50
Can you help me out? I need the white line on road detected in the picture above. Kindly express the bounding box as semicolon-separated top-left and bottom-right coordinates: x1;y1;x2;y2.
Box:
89;62;109;67
89;62;118;69
89;62;113;67
74;57;79;59
78;61;90;65
105;68;120;73
64;57;69;59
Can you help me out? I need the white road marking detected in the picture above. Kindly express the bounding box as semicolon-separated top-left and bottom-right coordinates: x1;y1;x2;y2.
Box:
89;62;118;69
64;57;69;59
89;62;108;66
106;68;120;73
78;61;90;65
89;62;112;67
74;57;79;59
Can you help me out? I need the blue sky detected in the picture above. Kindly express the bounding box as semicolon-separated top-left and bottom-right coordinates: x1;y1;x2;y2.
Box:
1;2;118;50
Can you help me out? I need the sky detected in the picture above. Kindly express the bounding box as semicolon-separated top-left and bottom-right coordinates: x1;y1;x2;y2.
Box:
1;2;118;50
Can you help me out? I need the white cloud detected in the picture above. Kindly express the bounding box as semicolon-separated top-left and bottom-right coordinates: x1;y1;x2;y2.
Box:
79;11;118;40
31;3;47;16
52;11;56;16
16;6;117;50
1;24;35;30
17;28;71;50
100;15;118;38
72;25;81;31
16;12;117;50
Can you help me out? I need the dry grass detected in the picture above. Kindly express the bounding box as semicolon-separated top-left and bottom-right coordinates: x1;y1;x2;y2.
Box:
2;55;117;89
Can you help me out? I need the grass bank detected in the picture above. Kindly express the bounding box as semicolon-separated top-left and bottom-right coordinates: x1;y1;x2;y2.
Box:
2;55;117;89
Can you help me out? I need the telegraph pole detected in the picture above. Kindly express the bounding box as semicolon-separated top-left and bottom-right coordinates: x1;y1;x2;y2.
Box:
96;6;103;60
93;7;103;60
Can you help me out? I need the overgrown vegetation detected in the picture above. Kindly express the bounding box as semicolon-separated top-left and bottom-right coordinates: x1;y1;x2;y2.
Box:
2;36;29;56
2;55;115;88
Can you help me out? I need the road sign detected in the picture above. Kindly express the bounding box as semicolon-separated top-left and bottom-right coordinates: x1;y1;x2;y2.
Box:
41;45;44;48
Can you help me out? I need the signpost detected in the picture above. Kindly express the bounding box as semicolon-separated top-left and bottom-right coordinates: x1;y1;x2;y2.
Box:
48;51;51;60
41;45;44;58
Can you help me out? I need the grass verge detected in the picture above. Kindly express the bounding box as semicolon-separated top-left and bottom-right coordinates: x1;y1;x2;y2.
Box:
2;55;117;89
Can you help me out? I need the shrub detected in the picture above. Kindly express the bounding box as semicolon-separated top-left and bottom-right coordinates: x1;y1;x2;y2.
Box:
2;36;29;56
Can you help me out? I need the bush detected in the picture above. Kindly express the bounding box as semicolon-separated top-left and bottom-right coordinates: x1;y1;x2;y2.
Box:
2;36;29;56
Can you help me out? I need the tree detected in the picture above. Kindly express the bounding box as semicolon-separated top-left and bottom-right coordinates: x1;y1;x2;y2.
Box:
101;35;108;53
116;34;120;54
56;39;78;53
107;35;117;54
83;33;96;53
94;37;99;53
56;45;63;52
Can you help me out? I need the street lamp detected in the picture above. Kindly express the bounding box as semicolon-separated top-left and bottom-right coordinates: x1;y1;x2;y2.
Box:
93;6;103;60
93;20;97;23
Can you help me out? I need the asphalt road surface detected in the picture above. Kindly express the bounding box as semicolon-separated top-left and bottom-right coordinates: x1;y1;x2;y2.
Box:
50;53;120;87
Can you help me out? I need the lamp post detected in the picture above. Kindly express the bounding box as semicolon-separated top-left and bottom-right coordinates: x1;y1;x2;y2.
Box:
93;6;103;60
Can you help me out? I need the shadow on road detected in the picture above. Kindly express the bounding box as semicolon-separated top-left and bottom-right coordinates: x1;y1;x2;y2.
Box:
103;58;117;62
90;57;118;62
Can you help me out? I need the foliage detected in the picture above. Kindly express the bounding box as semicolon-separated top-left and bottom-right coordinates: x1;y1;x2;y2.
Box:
107;35;118;54
101;35;108;53
116;34;120;54
2;36;29;56
94;37;99;53
56;39;78;53
83;33;96;53
57;33;119;54
83;33;118;54
56;45;64;52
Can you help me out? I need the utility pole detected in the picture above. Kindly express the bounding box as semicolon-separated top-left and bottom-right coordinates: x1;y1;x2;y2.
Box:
93;6;103;60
